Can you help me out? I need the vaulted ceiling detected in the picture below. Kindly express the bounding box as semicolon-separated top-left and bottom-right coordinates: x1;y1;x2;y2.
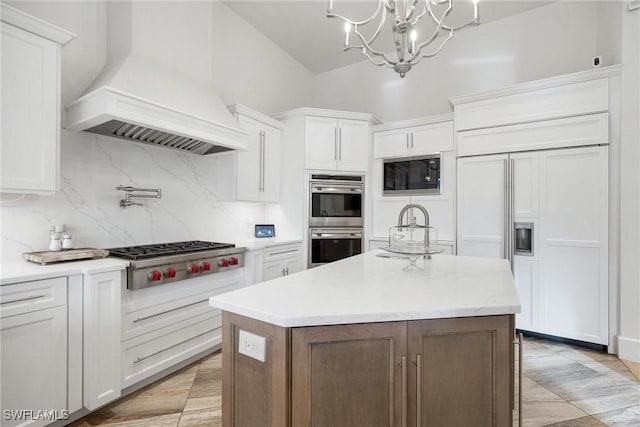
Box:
225;0;554;74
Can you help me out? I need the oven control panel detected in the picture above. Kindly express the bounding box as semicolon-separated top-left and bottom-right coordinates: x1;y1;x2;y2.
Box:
128;252;244;290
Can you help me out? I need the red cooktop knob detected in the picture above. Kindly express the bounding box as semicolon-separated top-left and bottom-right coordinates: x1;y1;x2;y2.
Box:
188;264;199;274
201;262;211;271
148;270;162;281
218;259;229;268
229;257;238;266
165;268;176;278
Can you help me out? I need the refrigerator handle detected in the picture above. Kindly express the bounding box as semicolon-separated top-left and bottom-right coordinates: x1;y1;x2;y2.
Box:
504;158;509;261
509;157;515;269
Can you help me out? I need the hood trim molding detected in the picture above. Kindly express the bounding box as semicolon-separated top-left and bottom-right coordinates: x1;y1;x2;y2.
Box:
66;86;248;154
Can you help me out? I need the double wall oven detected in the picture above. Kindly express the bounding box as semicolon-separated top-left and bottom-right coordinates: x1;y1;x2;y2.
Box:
308;174;364;268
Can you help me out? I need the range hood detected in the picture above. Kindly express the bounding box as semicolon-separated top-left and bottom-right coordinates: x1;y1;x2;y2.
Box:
65;2;247;155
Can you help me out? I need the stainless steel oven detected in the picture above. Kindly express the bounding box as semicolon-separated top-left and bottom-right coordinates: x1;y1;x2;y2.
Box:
308;228;363;268
309;174;364;227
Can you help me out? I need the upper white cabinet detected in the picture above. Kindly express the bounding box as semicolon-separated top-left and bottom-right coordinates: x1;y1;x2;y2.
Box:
305;116;370;172
220;105;283;203
372;115;453;159
0;5;75;195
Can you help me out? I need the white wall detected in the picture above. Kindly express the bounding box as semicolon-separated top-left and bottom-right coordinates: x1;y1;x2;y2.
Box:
618;3;640;363
312;1;608;122
210;2;315;115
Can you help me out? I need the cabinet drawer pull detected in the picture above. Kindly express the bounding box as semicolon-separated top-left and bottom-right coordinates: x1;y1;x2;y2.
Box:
0;295;45;305
268;249;299;257
132;299;209;323
133;330;212;364
514;333;523;427
416;354;422;426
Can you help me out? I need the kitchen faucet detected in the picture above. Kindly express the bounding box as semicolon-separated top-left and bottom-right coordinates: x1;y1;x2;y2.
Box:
397;203;430;227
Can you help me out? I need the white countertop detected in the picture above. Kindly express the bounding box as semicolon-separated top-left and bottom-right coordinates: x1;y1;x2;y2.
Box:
235;238;302;250
209;251;521;327
1;258;129;285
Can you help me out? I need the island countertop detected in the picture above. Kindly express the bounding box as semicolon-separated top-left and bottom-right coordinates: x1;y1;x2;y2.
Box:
209;251;521;327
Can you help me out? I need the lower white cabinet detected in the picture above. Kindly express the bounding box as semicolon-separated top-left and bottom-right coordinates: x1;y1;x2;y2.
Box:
0;275;79;427
83;271;122;411
120;270;243;387
1;305;67;427
263;243;302;282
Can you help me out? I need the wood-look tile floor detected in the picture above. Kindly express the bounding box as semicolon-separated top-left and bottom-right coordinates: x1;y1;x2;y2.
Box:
70;337;640;427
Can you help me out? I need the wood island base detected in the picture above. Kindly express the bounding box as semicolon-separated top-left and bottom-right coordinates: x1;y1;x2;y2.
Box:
222;311;515;427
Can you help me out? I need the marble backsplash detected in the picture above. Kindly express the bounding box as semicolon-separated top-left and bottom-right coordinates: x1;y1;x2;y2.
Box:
0;129;271;263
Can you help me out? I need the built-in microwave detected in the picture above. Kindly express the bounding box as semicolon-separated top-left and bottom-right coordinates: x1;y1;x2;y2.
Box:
383;154;441;195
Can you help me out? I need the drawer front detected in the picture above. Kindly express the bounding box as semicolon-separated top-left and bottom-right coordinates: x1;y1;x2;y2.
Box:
122;271;241;341
121;311;221;388
264;243;301;262
0;277;67;318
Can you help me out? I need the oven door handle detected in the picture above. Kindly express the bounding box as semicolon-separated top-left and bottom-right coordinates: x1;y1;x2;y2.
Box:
310;185;362;193
311;232;363;239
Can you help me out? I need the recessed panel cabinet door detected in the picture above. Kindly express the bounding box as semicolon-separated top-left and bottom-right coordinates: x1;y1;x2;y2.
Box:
1;306;67;427
292;322;406;427
305;116;338;170
457;154;508;258
261;124;281;202
407;316;512;427
235;115;263;201
1;23;59;194
539;146;608;345
337;118;369;172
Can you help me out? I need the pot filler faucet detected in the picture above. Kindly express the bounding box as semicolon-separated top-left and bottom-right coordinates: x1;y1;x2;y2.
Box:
398;203;430;227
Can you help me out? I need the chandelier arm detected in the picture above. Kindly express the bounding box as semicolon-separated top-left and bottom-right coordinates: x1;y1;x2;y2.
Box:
409;1;430;25
424;0;477;31
352;26;397;64
327;0;384;26
410;29;453;65
362;48;396;68
410;0;451;54
405;0;421;21
360;6;388;48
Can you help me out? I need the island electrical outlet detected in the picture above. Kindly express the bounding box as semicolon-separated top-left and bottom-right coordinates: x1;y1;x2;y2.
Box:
238;329;266;362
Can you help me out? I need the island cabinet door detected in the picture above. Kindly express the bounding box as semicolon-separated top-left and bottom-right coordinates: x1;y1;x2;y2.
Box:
407;315;513;427
292;322;407;427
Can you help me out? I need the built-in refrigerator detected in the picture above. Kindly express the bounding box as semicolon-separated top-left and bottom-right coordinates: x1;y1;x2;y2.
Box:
457;145;609;346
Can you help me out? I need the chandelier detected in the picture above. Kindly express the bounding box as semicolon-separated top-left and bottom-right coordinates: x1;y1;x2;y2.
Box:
327;0;480;77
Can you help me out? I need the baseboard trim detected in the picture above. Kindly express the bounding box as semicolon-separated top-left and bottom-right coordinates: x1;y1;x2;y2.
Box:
618;335;640;363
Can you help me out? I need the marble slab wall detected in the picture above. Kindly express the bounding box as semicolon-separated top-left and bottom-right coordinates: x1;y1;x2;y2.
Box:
0;130;266;263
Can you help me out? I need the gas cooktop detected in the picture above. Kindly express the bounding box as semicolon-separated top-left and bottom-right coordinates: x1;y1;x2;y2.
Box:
108;240;235;260
108;240;245;290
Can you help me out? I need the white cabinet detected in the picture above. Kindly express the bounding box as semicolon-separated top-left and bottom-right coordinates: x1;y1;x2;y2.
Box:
263;242;302;282
0;5;74;195
456;146;609;345
243;248;265;287
83;271;122;410
538;146;608;345
456;154;508;259
372;117;453;159
221;105;282;202
1;280;68;427
305;116;370;172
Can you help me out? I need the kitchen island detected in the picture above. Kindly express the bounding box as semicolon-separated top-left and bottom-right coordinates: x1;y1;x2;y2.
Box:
209;251;521;427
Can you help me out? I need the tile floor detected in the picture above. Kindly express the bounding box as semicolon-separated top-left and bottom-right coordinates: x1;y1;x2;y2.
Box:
70;337;640;427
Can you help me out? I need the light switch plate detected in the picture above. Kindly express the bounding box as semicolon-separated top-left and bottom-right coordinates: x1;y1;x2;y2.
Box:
238;329;266;362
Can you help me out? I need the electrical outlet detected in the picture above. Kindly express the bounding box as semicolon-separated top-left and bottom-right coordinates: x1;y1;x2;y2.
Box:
238;329;266;362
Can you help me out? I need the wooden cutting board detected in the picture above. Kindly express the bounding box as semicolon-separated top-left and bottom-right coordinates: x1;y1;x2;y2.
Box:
23;248;110;265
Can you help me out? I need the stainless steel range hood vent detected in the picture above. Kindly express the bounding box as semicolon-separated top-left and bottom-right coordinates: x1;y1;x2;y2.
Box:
86;120;232;155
